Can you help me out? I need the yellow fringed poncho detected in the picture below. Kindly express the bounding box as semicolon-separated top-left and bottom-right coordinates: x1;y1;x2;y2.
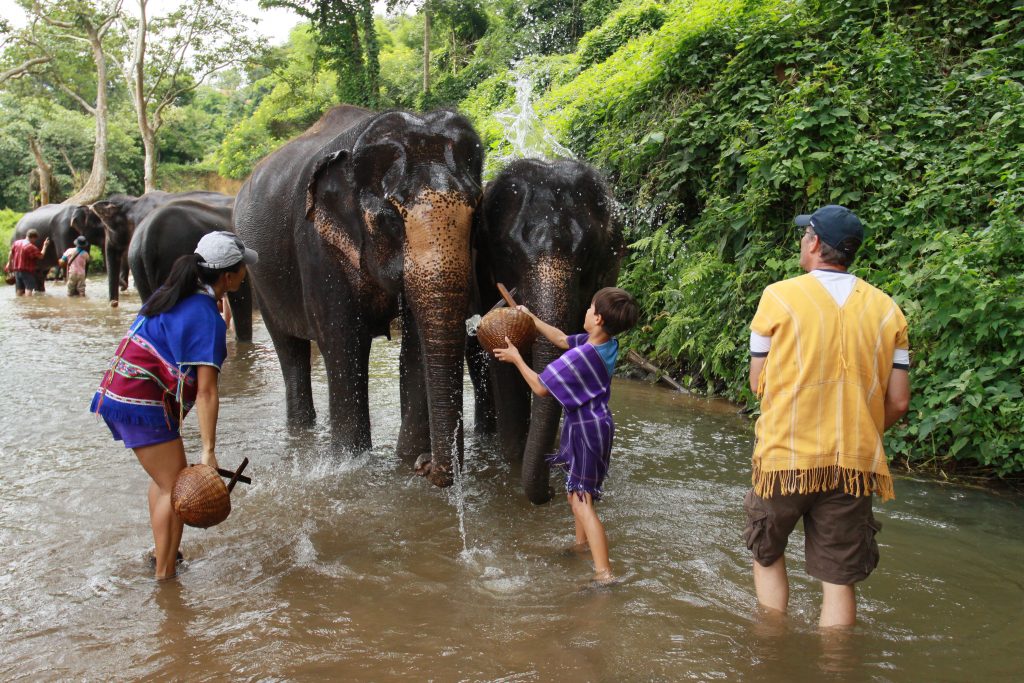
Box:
751;273;909;502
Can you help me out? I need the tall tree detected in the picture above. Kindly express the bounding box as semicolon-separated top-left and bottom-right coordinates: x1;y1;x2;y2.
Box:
261;0;380;107
120;0;260;192
0;1;123;204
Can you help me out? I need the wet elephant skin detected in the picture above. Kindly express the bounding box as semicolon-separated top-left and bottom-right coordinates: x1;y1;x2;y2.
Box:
86;190;234;305
127;198;253;342
471;158;624;504
233;105;483;487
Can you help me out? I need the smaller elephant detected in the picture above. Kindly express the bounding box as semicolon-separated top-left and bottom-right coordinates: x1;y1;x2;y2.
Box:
86;190;234;305
128;198;253;342
470;158;624;504
11;204;98;291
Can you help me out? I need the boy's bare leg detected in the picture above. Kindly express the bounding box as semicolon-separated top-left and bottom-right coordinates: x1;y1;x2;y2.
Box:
568;492;611;579
571;499;588;550
753;556;789;614
134;439;187;580
819;581;856;628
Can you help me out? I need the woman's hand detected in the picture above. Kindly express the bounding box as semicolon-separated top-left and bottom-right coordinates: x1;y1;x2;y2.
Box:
201;449;219;471
492;336;522;364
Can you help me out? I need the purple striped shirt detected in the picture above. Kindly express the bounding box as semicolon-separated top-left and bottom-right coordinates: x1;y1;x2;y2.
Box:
540;334;615;499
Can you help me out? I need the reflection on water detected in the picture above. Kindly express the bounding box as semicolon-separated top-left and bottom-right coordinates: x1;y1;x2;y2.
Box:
1;277;1023;681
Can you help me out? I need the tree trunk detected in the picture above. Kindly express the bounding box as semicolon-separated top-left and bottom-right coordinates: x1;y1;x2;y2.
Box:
422;5;431;97
131;0;158;193
359;0;380;107
28;137;53;206
66;24;109;205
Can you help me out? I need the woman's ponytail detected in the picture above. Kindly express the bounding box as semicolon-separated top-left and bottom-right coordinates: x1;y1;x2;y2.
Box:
140;253;203;317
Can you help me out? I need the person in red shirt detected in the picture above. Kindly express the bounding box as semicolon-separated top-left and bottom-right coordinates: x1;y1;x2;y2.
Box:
5;229;51;296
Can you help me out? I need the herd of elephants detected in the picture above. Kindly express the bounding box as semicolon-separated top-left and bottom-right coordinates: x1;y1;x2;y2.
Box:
14;106;626;504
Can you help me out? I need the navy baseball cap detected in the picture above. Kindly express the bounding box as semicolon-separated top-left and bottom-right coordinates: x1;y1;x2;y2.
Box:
794;204;864;252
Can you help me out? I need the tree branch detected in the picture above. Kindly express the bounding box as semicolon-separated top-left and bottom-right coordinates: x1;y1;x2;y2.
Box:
0;56;52;84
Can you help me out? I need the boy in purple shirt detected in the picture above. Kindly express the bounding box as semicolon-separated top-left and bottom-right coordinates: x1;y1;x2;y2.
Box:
495;287;639;583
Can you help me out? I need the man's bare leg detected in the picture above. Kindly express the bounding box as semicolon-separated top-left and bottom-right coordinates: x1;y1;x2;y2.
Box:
753;556;789;613
820;581;856;628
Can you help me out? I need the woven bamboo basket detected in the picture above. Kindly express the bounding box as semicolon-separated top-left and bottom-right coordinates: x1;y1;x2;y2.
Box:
172;464;231;528
477;307;536;355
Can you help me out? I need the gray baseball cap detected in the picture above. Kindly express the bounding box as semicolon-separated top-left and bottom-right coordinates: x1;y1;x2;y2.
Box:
195;231;258;269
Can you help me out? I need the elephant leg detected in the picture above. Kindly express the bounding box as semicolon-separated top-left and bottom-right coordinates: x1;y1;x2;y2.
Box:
492;361;531;463
227;278;253;342
466;336;496;435
265;323;316;427
106;244;122;306
119;253;130;291
397;309;432;468
319;328;373;453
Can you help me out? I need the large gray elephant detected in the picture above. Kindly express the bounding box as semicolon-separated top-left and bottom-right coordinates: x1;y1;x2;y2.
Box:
233;105;484;487
471;159;624;504
128;198;253;342
10;204;99;291
86;190;234;305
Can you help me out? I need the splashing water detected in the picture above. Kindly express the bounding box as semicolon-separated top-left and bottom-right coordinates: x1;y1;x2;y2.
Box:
450;421;470;558
494;63;574;165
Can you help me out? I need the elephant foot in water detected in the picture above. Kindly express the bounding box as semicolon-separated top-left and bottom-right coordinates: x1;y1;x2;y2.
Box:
414;453;453;487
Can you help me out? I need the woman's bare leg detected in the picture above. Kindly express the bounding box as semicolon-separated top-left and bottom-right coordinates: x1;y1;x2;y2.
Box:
134;438;187;579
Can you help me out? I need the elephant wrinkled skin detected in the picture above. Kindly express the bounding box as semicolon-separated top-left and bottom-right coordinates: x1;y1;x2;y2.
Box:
233;105;483;487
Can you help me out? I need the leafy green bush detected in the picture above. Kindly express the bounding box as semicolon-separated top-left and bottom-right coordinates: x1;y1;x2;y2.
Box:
0;208;22;247
576;0;667;69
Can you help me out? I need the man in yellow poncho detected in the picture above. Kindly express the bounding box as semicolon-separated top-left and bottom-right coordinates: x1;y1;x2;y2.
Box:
743;204;911;628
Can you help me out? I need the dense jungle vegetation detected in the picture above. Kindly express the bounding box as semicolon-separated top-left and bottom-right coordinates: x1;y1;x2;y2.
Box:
2;0;1022;480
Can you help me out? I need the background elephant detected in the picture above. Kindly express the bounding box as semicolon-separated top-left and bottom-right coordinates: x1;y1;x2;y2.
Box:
471;158;624;504
10;204;99;291
233;105;483;487
128;198;253;342
86;190;234;305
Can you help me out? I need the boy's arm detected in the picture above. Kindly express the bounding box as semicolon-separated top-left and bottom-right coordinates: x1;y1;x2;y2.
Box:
492;337;551;397
520;307;569;350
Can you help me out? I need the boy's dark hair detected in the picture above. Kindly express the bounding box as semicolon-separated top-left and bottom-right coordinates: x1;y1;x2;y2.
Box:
592;287;639;336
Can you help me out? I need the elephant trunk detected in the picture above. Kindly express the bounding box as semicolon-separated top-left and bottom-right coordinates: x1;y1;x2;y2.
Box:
400;189;475;487
521;255;579;504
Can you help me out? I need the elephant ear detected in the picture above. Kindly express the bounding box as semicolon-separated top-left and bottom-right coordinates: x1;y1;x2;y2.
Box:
352;141;406;205
484;176;531;252
305;149;349;221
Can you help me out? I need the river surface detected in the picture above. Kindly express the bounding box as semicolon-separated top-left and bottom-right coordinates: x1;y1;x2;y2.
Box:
1;277;1022;681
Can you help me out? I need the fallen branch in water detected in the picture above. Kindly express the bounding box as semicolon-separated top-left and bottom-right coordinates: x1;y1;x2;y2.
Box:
625;349;686;392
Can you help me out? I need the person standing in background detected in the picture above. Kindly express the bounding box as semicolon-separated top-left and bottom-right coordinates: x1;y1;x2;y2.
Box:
60;235;91;297
5;229;51;296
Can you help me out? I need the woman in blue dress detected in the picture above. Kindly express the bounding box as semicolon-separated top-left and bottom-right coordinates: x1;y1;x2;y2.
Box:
91;232;258;580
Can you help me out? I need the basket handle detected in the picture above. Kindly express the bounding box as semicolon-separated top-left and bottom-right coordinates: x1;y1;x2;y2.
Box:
226;457;249;493
496;282;518;309
216;467;251;485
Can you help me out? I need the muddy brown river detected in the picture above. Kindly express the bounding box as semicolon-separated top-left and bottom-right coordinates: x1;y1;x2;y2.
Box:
1;277;1022;681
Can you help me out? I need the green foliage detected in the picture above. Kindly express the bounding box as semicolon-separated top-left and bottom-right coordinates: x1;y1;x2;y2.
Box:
216;26;340;180
463;0;1024;477
262;0;380;107
576;0;666;69
0;208;22;247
